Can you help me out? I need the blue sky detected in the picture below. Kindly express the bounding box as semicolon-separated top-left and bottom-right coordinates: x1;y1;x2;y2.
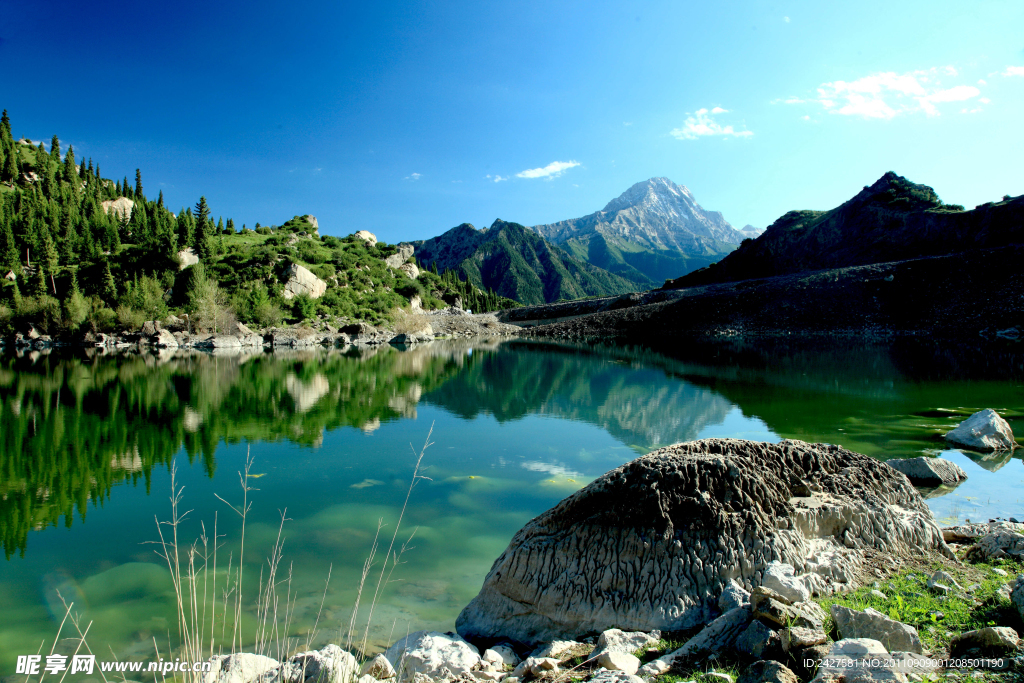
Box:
5;1;1023;243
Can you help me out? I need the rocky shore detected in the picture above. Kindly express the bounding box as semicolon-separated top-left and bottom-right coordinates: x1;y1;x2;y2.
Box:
202;435;1024;683
0;306;521;354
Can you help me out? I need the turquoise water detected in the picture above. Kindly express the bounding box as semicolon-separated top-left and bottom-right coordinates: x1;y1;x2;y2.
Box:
0;338;1021;666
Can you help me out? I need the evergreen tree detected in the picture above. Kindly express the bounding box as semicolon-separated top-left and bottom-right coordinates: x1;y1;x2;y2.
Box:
115;179;121;195
63;145;77;183
157;190;164;208
134;169;143;199
0;110;10;138
0;220;18;272
50;135;60;165
101;257;117;303
193;196;212;260
34;266;48;297
79;158;86;178
1;149;17;183
122;177;129;197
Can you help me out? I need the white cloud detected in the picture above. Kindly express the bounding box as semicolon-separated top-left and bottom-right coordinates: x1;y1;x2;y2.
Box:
404;172;421;181
978;79;987;85
670;108;753;140
623;121;633;126
811;67;981;119
784;16;790;22
486;174;509;183
515;160;580;179
1003;66;1024;77
979;97;991;103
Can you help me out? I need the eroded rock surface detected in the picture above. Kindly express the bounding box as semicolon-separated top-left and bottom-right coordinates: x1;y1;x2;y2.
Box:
456;438;949;646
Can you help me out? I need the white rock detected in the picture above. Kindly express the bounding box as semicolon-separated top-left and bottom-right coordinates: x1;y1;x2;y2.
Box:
282;263;327;300
993;567;1009;577
597;652;640;675
718;579;751;612
588;670;644;683
359;676;379;683
385;631;480;683
705;673;732;683
927;570;961;591
810;639;907;683
471;672;504;682
762;562;812;602
101;197;134;221
871;590;888;600
592;629;660;658
385;244;415;269
204;654;279;683
945;409;1017;451
482;645;518;667
830;605;923;653
354;230;378;247
178;247;200;270
399;262;420;279
511;657;558;678
361;654;395;680
284;645;358;683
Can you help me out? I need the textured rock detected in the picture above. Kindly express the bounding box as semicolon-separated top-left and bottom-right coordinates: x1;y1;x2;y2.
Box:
280;645;357;683
203;653;279;683
481;645;518;667
282;263;327;300
154;328;179;348
399;262;421;279
762;562;811;603
592;629;660;659
597;652;640;675
830;605;923;653
950;627;1021;656
719;579;751;612
886;457;968;487
101;197;134;221
945;408;1017;451
511;657;558;678
737;661;799;683
810;639;906;683
354;230;378;246
384;632;480;683
457;439;949;645
734;620;780;660
587;670;643;683
385;244;416;269
964;526;1024;561
926;570;961;591
391;327;433;344
639;606;751;675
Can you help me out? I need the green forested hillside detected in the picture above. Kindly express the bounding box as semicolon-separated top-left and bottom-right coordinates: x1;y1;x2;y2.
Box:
0;111;515;336
411;219;638;305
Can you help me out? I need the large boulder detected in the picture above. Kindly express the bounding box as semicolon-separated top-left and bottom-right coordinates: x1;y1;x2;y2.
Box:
945;408;1017;451
829;605;923;653
384;631;480;683
949;627;1021;657
885;456;968;487
385;244;415;269
281;263;327;300
354;230;378;247
203;653;278;683
456;439;950;646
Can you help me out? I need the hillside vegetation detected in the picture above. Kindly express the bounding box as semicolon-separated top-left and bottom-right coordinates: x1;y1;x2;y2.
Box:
0;110;515;337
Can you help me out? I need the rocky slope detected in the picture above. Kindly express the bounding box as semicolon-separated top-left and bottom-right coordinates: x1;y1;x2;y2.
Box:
408;220;637;305
530;178;747;287
666;172;1024;289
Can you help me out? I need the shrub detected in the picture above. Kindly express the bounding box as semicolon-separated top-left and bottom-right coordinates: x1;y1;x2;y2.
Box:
116;304;147;331
292;293;317;321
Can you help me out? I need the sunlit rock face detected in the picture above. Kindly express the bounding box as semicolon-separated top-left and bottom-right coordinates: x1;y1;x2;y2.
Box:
457;438;949;646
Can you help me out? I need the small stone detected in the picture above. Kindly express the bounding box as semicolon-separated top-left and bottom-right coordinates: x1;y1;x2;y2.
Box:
361;654;396;680
993;567;1009;577
736;661;799;683
780;627;827;653
592;629;659;659
928;570;962;591
706;673;733;683
871;590;888;600
950;627;1021;656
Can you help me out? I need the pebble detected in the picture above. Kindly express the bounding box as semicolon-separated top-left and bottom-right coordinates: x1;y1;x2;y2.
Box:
871;589;887;600
992;567;1008;577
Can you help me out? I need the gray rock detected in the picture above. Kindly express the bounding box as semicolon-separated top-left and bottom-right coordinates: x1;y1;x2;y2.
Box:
178;247;200;270
809;639;905;683
592;629;660;659
950;627;1021;656
154;328;179;348
511;656;558;678
779;627;826;653
926;570;961;591
203;653;279;683
719;579;751;612
101;197;134;221
399;262;421;279
1012;575;1024;620
965;528;1024;561
734;620;780;660
281;263;327;300
391;328;433;345
210;335;242;348
639;606;751;675
481;645;518;667
385;631;480;683
752;593;823;630
886;457;968;487
456;439;949;645
385;244;416;269
737;661;799;683
596;652;640;675
829;605;923;653
283;645;358;683
587;670;643;683
945;408;1017;451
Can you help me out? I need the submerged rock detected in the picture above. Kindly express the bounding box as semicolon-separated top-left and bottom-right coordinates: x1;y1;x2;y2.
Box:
886;456;968;487
456;438;949;646
945;408;1017;451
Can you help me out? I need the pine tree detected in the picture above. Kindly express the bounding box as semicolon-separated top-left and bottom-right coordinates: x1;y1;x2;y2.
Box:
115;179;121;195
0;110;10;138
63;145;77;183
34;266;47;297
134;169;143;199
1;150;17;183
122;177;129;197
101;257;117;303
79;158;86;178
49;135;60;165
157;190;164;208
194;196;212;260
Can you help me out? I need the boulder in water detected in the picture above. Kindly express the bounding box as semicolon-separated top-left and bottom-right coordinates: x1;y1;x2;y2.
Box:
456;438;949;646
886;456;967;487
945;408;1017;451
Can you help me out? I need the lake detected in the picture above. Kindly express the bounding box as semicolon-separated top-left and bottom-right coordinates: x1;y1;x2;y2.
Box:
0;337;1022;664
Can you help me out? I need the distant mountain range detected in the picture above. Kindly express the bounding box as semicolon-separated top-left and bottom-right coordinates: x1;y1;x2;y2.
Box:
407;220;637;306
665;171;1024;289
409;177;748;304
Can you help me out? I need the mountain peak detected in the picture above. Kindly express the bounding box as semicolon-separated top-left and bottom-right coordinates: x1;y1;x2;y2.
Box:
602;177;694;213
